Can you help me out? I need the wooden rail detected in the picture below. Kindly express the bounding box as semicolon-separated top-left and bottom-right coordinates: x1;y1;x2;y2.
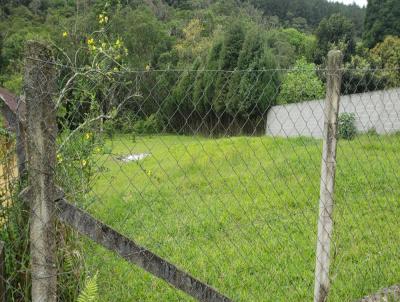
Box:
355;285;400;302
55;197;232;302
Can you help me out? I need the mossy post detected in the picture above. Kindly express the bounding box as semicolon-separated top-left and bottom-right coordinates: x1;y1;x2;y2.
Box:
24;41;58;302
314;50;343;302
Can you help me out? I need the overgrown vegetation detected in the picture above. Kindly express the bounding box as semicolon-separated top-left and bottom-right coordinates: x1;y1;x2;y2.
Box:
0;108;99;301
0;123;31;301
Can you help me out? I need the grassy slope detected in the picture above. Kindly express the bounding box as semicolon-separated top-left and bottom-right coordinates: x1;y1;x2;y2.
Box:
83;134;400;301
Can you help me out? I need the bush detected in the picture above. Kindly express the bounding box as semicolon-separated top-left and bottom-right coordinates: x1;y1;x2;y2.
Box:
115;111;138;134
133;114;162;135
277;58;325;104
338;112;357;140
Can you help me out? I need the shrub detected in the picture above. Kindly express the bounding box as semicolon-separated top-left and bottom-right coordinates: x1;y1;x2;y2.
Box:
277;58;325;104
55;129;105;301
338;112;357;140
114;111;138;134
133;114;162;135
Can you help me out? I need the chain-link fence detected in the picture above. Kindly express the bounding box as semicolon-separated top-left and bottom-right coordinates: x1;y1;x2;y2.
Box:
1;43;400;302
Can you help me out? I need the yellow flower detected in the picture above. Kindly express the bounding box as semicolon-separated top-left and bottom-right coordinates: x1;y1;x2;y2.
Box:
85;132;92;140
98;14;108;25
81;159;87;167
87;38;94;46
62;31;68;38
57;153;63;163
98;14;104;24
145;64;151;71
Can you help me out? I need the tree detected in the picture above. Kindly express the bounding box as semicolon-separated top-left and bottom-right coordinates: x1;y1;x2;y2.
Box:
342;53;387;94
174;19;212;67
212;22;245;113
341;36;400;94
250;0;365;33
314;13;356;64
266;28;316;68
226;29;279;117
110;7;171;69
193;39;223;116
363;0;400;48
370;36;400;87
277;58;325;104
166;57;202;132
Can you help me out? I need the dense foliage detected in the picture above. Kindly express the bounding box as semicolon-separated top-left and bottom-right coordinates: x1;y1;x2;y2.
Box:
0;0;399;135
363;0;400;48
249;0;365;35
277;58;325;104
314;13;355;64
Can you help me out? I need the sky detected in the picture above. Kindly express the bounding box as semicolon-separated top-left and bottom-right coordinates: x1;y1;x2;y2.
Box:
328;0;367;7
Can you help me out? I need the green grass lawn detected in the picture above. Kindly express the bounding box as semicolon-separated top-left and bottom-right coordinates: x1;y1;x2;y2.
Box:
81;133;400;301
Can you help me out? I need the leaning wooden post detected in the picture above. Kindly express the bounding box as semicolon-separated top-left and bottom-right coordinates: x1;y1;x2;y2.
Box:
314;50;343;302
24;41;58;302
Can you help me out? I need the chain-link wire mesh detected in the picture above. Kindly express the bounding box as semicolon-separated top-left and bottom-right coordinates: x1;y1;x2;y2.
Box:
55;65;400;301
1;57;400;301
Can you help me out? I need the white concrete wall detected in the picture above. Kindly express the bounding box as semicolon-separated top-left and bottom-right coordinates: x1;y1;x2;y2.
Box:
266;88;400;138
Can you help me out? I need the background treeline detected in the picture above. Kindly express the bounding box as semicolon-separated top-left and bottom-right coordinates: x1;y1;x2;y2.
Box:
0;0;399;135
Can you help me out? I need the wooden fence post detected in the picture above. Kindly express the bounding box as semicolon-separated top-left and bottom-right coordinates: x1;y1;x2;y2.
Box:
0;241;5;302
314;50;343;302
24;41;58;302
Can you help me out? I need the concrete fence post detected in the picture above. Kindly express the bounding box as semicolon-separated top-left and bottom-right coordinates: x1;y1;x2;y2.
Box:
314;50;343;302
24;41;58;302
